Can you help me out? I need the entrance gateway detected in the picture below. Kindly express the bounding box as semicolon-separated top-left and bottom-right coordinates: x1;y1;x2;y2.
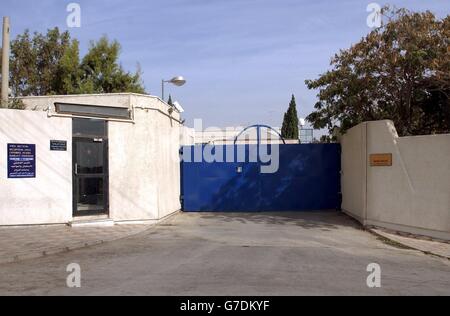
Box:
181;143;341;212
72;118;109;216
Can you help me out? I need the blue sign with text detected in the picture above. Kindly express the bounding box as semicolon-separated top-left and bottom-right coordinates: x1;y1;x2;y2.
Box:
7;144;36;179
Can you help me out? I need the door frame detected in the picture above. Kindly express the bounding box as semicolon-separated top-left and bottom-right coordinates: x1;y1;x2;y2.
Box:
72;132;110;217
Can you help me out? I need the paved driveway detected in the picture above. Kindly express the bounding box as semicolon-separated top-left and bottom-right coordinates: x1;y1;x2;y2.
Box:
0;211;449;295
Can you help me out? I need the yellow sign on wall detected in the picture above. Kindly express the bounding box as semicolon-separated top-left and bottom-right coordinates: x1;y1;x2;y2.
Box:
370;153;392;167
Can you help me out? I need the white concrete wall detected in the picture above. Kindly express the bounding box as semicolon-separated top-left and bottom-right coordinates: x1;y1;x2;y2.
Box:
0;109;72;225
193;127;292;145
341;123;367;223
181;127;196;146
109;108;181;222
341;120;450;240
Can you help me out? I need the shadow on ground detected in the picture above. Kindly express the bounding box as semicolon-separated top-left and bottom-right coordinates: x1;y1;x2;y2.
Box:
196;211;362;231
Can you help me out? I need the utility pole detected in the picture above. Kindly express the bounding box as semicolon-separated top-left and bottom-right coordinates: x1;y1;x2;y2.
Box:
1;16;10;108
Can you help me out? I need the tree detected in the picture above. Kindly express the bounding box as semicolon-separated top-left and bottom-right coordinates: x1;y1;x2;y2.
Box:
1;28;146;97
281;95;299;139
79;36;145;94
56;39;82;94
305;7;450;136
3;28;76;96
318;135;336;143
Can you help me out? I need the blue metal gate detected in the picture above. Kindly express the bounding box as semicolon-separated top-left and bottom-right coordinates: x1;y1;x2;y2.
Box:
181;144;341;212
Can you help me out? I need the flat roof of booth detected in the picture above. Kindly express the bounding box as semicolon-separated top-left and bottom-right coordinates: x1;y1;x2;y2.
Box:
15;93;181;119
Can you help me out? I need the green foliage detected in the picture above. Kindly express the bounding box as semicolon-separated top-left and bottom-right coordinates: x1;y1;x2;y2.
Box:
1;28;146;97
6;98;25;109
318;135;337;143
57;39;82;94
281;95;299;139
305;7;450;136
80;36;145;94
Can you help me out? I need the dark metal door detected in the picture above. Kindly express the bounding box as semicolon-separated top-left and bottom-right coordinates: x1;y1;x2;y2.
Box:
72;119;109;216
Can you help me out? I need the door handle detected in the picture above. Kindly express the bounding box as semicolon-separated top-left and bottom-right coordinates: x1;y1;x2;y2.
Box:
75;163;78;175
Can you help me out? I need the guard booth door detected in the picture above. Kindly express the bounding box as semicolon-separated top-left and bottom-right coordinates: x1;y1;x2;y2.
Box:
72;118;109;216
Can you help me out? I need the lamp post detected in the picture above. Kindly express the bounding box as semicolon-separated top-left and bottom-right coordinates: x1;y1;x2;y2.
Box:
1;17;10;108
161;76;186;102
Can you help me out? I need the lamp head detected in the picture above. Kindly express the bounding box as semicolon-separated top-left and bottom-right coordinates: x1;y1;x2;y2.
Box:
169;76;186;87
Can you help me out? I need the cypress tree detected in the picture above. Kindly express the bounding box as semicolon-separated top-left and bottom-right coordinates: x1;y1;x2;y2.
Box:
281;95;299;139
167;94;174;106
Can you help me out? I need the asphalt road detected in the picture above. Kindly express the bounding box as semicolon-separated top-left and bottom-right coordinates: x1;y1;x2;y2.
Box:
0;211;449;295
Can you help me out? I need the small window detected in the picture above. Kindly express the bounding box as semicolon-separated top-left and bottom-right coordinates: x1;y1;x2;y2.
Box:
73;118;107;138
55;103;131;120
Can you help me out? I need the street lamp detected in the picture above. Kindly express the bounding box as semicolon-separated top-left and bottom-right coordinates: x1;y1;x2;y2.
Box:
161;76;186;101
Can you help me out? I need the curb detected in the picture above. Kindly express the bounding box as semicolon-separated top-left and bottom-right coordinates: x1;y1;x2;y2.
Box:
0;211;180;265
0;227;146;265
368;228;450;260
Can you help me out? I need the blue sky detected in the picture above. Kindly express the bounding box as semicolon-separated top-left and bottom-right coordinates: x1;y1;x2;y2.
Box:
3;0;449;131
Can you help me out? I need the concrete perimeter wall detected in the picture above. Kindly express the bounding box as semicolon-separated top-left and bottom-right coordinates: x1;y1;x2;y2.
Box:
342;120;450;240
0;109;72;225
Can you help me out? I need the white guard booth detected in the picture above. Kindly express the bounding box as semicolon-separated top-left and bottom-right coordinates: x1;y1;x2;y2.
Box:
0;93;182;226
